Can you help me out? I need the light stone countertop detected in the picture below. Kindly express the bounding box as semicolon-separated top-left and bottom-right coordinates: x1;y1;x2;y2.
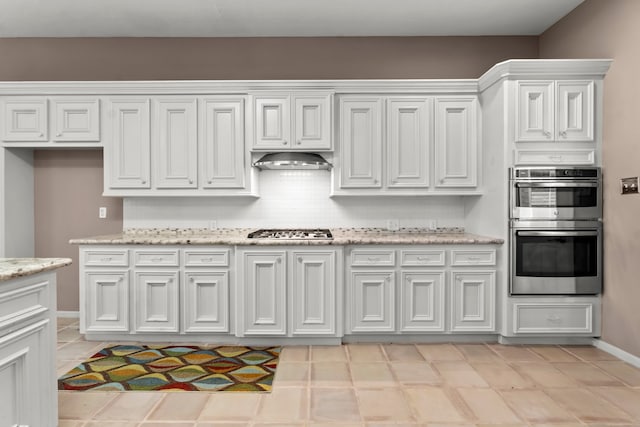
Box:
0;258;73;282
69;228;504;246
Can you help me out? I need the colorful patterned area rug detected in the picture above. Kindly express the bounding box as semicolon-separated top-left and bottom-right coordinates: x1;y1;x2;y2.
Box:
58;345;280;392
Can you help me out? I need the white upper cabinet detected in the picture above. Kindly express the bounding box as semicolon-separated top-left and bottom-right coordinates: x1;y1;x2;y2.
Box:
434;97;478;188
387;98;431;188
336;95;479;195
200;97;246;189
153;98;198;189
1;96;101;146
252;92;332;151
293;94;332;150
105;98;151;189
516;80;594;142
2;98;48;142
52;98;100;141
339;97;383;188
254;95;290;149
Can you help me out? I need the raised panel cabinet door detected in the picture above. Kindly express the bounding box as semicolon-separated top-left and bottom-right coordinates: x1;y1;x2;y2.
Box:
434;97;478;188
107;99;151;188
290;251;336;335
293;94;332;150
349;270;395;333
85;271;129;332
2;98;48;141
556;81;594;141
387;98;430;188
183;271;229;333
0;319;53;427
135;271;179;333
399;271;445;332
52;98;100;141
450;270;495;332
339;97;383;188
516;81;555;142
239;252;287;336
201;98;246;188
154;98;198;188
253;95;290;149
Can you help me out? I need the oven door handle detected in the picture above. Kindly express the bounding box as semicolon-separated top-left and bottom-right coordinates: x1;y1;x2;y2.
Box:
516;230;599;237
514;182;598;188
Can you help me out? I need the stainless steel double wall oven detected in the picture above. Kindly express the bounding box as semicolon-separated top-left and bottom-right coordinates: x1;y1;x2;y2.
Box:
509;167;602;295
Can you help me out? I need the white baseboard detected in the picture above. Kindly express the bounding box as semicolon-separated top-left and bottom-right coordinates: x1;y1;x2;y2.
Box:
56;311;80;318
592;338;640;368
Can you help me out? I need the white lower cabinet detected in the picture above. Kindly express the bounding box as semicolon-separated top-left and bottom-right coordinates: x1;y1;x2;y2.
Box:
134;271;179;333
346;246;496;335
350;270;395;333
183;271;229;333
450;271;496;332
0;272;58;427
84;271;129;333
505;296;600;337
237;248;341;337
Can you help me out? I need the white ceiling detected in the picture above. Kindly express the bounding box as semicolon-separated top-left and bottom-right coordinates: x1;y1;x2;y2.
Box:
0;0;584;38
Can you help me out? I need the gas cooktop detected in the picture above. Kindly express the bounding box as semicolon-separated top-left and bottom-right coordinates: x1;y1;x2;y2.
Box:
247;229;333;240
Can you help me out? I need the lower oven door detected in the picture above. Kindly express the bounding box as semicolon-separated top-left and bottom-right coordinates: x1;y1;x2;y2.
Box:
510;221;602;295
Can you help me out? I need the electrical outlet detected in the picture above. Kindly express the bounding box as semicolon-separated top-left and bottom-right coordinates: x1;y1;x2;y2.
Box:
208;220;218;230
621;177;639;195
386;219;400;231
427;219;437;231
98;207;107;219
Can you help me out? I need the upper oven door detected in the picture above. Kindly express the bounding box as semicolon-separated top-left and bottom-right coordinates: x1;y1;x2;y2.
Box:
511;181;601;220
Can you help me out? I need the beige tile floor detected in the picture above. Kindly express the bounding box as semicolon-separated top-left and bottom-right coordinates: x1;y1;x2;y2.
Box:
56;317;640;426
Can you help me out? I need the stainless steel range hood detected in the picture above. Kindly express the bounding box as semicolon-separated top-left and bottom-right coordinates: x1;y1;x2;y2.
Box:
253;152;332;170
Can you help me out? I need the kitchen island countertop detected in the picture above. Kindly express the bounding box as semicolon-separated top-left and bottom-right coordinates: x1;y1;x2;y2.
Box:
69;228;504;246
0;257;72;282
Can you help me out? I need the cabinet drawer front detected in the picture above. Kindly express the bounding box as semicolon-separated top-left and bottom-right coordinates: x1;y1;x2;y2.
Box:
84;249;129;267
183;250;230;267
514;303;594;334
450;249;496;266
351;250;395;266
514;149;595;166
0;281;49;331
134;250;180;266
400;250;445;266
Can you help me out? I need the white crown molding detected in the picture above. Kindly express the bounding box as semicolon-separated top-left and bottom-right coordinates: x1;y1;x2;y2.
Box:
0;79;478;96
0;60;612;96
478;59;613;92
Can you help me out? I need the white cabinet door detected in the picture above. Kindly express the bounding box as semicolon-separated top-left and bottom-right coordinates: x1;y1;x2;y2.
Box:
154;98;198;188
556;81;594;141
399;271;445;332
239;251;287;336
85;271;129;332
387;98;430;188
106;99;151;189
1;98;48;141
516;81;555;142
450;271;495;332
339;97;383;188
0;319;52;427
434;97;478;188
52;98;100;142
135;271;179;332
183;271;229;333
290;251;336;335
254;95;290;149
293;94;332;150
200;98;246;189
349;270;395;333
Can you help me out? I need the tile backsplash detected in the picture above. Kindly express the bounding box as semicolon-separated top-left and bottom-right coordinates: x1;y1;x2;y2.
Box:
123;170;465;229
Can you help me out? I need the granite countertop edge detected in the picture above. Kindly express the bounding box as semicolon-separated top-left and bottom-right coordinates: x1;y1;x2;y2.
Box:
69;228;504;246
0;258;73;282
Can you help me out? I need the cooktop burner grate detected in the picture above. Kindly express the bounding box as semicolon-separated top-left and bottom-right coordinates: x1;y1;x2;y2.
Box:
247;228;333;240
